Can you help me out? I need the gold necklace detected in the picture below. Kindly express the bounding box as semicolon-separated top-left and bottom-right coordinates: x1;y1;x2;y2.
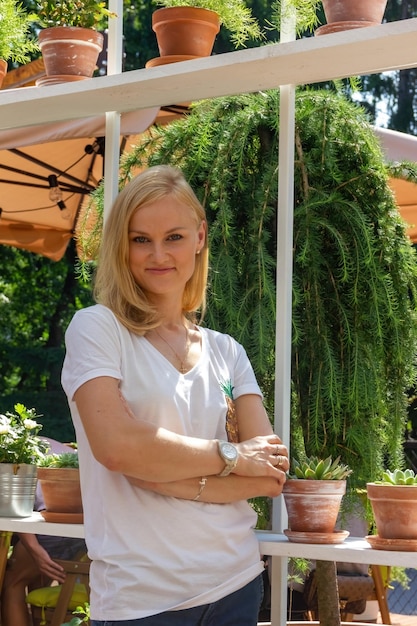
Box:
154;324;191;374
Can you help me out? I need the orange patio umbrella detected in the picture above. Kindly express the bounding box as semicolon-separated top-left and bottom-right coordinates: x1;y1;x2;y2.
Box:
374;126;417;244
0;60;184;261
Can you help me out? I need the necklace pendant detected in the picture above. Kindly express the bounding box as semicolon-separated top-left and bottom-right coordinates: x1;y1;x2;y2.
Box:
154;324;191;375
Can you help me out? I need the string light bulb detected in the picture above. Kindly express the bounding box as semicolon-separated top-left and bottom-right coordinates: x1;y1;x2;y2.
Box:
48;174;71;221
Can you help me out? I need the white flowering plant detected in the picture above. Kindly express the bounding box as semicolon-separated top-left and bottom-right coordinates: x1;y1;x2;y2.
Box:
0;403;48;465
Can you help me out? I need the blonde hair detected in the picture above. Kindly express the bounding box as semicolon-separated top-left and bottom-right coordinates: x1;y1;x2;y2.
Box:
94;165;209;334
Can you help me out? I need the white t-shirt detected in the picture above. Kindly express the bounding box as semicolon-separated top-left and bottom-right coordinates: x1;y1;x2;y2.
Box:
61;304;265;621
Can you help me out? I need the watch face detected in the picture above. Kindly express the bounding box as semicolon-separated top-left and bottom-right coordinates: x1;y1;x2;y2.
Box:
222;443;237;461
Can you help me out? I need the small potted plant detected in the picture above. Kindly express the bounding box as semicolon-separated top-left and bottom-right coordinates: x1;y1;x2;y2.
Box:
283;455;352;540
62;602;90;626
272;0;388;37
35;0;116;83
0;403;48;517
148;0;262;67
37;450;83;523
0;0;39;88
366;468;417;547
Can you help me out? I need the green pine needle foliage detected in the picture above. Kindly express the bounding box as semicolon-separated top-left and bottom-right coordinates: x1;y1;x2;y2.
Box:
0;0;39;64
80;89;417;490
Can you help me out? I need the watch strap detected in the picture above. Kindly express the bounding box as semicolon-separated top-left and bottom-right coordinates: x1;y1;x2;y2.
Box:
217;440;238;477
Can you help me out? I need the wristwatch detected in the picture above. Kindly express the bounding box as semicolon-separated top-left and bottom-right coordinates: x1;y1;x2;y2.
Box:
217;440;239;477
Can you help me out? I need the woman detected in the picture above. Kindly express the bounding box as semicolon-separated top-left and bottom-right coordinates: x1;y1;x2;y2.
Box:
61;165;289;625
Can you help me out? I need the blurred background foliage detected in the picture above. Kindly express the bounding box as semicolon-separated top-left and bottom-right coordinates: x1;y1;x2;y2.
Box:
2;0;417;446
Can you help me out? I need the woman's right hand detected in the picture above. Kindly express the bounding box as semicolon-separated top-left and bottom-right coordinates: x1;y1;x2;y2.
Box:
234;435;289;478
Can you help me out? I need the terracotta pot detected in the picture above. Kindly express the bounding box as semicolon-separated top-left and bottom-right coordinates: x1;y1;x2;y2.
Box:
322;0;387;24
0;59;7;89
152;7;220;58
283;479;346;533
37;467;82;514
38;26;104;81
367;482;417;540
316;0;387;35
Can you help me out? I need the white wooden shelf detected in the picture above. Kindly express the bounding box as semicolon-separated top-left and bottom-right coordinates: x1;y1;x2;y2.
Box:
0;513;84;538
257;532;417;567
1;516;415;567
1;18;417;130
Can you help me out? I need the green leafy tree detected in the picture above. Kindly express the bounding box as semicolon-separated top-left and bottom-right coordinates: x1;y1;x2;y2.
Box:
0;242;93;441
82;89;417;490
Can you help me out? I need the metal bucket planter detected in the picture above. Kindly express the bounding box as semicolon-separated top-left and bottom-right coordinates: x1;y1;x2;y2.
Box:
0;463;37;517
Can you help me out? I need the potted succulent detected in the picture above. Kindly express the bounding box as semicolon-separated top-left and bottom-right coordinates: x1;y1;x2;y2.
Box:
147;0;262;67
273;0;388;37
35;0;116;84
282;455;354;625
282;455;353;539
0;0;39;88
0;403;48;517
37;450;83;523
366;468;417;546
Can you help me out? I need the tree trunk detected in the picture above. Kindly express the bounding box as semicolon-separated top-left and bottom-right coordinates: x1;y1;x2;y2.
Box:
316;560;341;626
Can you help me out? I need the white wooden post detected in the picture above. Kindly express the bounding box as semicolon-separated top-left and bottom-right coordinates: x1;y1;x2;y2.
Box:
103;0;123;224
270;2;296;623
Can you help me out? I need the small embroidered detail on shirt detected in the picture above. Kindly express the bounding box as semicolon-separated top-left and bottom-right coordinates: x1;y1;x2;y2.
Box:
220;379;239;443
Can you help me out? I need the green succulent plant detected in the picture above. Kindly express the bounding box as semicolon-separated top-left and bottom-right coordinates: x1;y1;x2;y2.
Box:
290;455;352;480
38;451;79;468
379;468;417;486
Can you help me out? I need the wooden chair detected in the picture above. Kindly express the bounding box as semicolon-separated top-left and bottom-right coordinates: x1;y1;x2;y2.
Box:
303;564;391;624
26;555;90;626
0;531;13;591
370;564;391;625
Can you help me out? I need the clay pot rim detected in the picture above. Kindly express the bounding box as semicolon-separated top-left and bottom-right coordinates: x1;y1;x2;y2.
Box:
37;467;80;479
367;481;417;488
38;26;104;46
283;478;347;493
152;6;220;26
